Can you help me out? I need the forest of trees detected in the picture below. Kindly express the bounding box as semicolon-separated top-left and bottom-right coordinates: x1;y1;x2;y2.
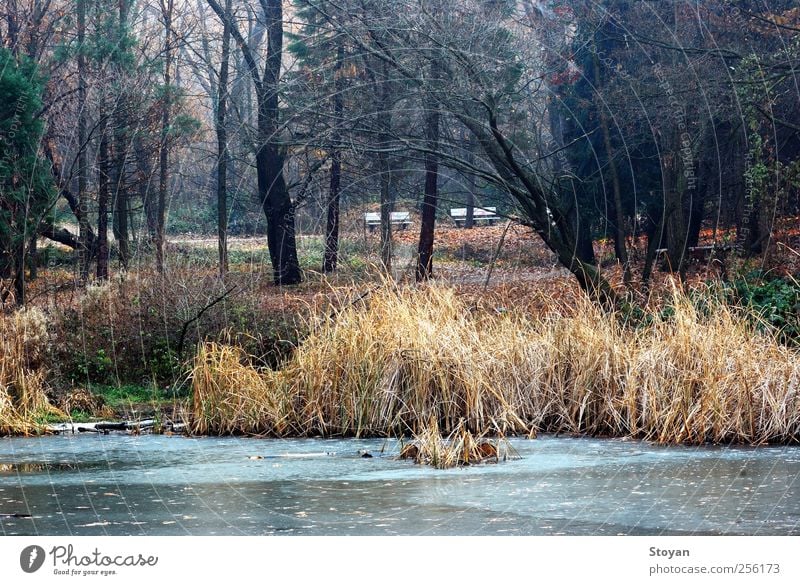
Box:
1;0;798;307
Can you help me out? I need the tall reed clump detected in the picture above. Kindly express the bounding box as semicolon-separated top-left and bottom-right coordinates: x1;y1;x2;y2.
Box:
399;417;518;468
191;343;296;435
191;284;800;444
0;308;60;434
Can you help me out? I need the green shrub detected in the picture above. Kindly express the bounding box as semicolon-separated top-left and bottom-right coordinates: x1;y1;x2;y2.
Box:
727;272;800;345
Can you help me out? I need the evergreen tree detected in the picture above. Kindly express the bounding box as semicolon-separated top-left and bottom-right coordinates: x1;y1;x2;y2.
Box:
0;48;54;305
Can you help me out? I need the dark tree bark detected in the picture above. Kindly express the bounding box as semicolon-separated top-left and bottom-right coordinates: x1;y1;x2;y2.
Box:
112;0;130;270
416;67;440;281
663;134;688;280
323;149;342;274
323;43;345;274
28;235;37;281
641;208;664;290
464;129;476;229
13;238;25;305
5;0;19;55
112;134;129;269
136;135;157;240
97;119;110;280
375;58;393;273
215;0;231;277
77;0;89;280
259;0;301;285
206;0;301;285
593;49;630;286
465;182;475;228
156;0;174;274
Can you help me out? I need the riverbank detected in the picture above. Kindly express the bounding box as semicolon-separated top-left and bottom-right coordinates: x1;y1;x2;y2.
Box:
4;282;800;445
4;226;800;446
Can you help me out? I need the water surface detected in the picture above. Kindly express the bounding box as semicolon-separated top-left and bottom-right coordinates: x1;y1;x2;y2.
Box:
1;434;798;535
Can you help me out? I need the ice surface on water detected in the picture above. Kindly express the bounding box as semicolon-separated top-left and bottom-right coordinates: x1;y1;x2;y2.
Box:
1;434;799;535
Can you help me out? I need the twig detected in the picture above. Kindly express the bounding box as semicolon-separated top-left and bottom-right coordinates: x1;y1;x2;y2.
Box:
484;220;513;291
176;285;238;358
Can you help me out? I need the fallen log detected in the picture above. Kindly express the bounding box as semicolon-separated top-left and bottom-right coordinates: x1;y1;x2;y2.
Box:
77;426;101;433
48;419;179;435
127;420;155;432
95;422;127;431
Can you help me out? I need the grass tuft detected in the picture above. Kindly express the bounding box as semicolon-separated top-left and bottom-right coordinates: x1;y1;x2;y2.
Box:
398;417;516;468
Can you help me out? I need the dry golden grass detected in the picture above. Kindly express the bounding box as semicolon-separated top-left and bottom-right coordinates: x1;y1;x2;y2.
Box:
0;308;62;434
191;283;800;444
398;418;515;468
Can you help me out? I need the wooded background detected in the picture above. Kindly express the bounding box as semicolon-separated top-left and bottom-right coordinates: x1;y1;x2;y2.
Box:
1;0;798;307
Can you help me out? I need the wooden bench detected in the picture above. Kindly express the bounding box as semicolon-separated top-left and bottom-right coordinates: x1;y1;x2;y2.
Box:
450;207;500;227
364;211;412;232
654;245;731;266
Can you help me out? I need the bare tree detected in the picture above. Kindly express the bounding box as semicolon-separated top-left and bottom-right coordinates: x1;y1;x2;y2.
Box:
215;0;231;277
206;0;302;285
322;42;344;273
156;0;175;274
77;0;90;280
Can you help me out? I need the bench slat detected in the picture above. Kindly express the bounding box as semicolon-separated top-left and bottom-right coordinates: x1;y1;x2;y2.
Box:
364;211;412;228
450;207;497;218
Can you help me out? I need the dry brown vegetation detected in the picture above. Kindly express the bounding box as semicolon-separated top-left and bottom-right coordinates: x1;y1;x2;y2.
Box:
398;418;516;468
191;282;800;444
0;309;62;434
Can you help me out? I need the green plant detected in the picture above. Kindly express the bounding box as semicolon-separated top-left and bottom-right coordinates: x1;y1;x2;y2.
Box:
148;339;180;383
728;272;800;345
67;410;93;423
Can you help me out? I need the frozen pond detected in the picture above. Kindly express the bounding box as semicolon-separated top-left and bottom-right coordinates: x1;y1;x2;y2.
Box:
1;434;799;535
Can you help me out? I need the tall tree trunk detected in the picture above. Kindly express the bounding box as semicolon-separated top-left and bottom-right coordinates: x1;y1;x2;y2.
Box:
323;150;342;274
156;0;174;274
641;207;664;291
97;118;110;280
663;144;688;280
28;234;37;281
465;180;475;228
112;0;130;270
416;71;440;281
6;0;19;55
206;0;301;285
462;129;475;228
112;128;129;270
136;135;157;241
257;0;301;285
323;43;345;274
378;157;392;272
593;50;630;286
77;0;89;280
13;238;25;305
663;5;689;280
548;97;596;267
216;0;231;277
377;59;393;273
